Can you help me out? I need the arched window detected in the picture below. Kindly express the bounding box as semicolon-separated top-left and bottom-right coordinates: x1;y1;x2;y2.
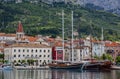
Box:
31;49;33;52
36;50;37;52
18;49;20;52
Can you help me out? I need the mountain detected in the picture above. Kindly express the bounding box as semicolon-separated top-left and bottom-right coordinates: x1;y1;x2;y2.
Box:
0;2;120;41
41;0;120;14
1;0;120;14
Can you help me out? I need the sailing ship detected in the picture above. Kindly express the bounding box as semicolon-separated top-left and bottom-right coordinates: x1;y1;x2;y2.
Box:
82;59;112;70
48;10;84;69
82;28;112;70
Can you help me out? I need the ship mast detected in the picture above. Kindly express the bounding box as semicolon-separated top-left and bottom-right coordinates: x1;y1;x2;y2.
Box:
62;10;65;62
71;11;74;62
101;27;104;56
90;21;93;60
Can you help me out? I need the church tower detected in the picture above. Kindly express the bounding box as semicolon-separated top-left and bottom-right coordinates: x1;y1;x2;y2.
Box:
16;21;25;43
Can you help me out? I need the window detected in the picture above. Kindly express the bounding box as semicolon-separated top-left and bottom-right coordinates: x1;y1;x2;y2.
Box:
116;50;118;52
31;55;33;57
57;50;62;54
48;50;50;52
44;55;46;57
40;60;41;62
35;55;37;57
23;55;25;57
39;55;41;57
27;49;29;52
74;50;76;52
31;49;33;52
40;50;41;52
80;50;82;52
14;49;16;52
23;49;25;52
40;42;42;44
18;49;20;52
80;53;82;56
44;50;46;52
14;55;16;57
48;55;50;57
18;55;20;57
36;50;37;52
27;55;29;57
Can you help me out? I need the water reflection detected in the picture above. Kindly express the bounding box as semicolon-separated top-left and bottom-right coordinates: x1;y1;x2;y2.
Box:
0;69;120;79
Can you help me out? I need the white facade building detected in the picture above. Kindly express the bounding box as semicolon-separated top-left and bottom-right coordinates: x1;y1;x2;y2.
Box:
84;38;105;57
4;43;52;66
0;33;16;41
64;46;90;62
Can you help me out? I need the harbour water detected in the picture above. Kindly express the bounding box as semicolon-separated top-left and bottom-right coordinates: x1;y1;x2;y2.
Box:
0;69;120;79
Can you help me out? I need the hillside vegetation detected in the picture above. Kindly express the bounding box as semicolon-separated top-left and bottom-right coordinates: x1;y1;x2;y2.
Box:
0;2;120;41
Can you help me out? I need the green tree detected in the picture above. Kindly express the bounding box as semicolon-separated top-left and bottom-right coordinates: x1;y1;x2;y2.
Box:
27;59;34;65
101;54;113;61
106;54;113;61
0;54;4;59
18;60;21;63
4;60;8;64
101;54;107;60
116;56;120;64
21;60;26;64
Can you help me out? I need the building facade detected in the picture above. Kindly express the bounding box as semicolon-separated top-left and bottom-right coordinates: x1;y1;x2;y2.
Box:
4;43;52;66
105;41;120;61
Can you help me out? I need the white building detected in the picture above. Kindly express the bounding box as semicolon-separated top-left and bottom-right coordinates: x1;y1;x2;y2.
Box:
64;46;90;62
0;33;16;41
4;43;52;66
84;37;105;57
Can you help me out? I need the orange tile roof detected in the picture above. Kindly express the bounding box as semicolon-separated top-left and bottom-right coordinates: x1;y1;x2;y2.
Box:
0;33;6;36
105;42;120;47
0;48;4;52
46;38;55;42
6;34;16;37
0;33;16;37
54;42;63;47
91;40;101;43
6;43;51;48
26;36;38;42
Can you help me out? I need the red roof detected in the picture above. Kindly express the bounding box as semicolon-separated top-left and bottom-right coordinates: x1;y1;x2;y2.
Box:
26;36;38;42
105;42;120;47
17;21;23;32
54;42;63;47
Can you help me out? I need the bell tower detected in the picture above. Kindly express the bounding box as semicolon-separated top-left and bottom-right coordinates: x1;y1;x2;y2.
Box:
16;21;25;41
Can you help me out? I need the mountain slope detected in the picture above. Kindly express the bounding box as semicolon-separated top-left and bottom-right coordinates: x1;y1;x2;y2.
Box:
42;0;120;14
0;2;120;41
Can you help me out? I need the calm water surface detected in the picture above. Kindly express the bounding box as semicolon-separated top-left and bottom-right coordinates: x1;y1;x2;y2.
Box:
0;69;120;79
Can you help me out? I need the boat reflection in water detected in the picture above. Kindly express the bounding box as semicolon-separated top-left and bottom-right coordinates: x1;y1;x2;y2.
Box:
0;69;120;79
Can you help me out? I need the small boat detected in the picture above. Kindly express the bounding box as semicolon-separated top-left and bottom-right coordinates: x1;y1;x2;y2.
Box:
3;66;13;70
111;65;120;70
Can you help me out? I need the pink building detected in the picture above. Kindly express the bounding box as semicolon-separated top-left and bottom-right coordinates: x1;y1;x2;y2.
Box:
105;41;120;61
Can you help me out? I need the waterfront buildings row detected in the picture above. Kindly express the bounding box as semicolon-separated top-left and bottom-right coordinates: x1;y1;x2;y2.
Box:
0;22;120;66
